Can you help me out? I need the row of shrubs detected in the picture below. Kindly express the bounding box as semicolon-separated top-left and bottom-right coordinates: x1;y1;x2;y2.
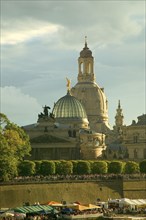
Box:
18;160;146;177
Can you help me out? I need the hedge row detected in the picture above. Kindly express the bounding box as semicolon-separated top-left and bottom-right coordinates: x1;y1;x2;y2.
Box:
18;160;146;177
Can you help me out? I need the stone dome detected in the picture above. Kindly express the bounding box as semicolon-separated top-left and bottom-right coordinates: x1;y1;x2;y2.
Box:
80;42;93;58
52;91;87;119
71;82;110;132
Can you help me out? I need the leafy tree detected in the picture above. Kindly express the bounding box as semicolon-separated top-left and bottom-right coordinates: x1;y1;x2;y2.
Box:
18;160;35;176
40;160;55;175
0;158;18;181
124;161;140;174
91;161;108;174
139;160;146;173
0;113;31;181
0;113;31;161
57;161;73;175
76;161;91;175
5;124;31;160
108;161;123;174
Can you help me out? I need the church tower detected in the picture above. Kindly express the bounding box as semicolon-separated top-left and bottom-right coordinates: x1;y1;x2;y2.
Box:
113;100;124;133
71;38;110;133
78;36;95;83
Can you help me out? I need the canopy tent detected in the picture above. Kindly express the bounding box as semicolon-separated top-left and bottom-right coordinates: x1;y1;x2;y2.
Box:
0;211;14;218
45;201;63;206
83;204;101;209
87;204;101;209
14;205;54;214
73;204;92;211
137;199;146;207
109;198;146;208
132;199;146;207
119;198;146;207
119;198;136;206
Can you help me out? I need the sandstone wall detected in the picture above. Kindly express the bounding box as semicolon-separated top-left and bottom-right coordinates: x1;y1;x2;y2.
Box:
0;180;145;209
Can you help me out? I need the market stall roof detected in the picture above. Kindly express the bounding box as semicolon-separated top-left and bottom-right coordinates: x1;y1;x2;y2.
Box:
85;204;101;209
119;198;146;206
14;205;54;214
73;204;92;211
120;198;136;205
109;198;146;207
45;201;63;206
0;211;14;218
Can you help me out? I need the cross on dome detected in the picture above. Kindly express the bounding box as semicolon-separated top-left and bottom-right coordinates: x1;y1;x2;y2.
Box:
85;36;88;48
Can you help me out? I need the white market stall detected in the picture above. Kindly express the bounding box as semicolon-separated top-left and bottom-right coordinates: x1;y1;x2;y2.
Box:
108;198;146;210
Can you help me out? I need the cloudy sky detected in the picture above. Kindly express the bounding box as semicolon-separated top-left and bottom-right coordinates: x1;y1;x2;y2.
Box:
1;0;145;128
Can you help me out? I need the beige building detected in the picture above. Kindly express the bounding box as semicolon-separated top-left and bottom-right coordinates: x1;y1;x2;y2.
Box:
104;101;146;160
23;40;146;161
123;114;146;160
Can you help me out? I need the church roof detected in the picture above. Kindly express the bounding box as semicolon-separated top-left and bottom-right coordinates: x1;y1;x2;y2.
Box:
80;38;93;58
52;91;87;119
130;114;146;126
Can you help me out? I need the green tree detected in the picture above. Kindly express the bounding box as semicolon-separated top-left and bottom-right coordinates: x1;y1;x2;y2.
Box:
0;113;31;181
40;160;55;175
108;161;123;174
124;161;140;174
0;113;31;161
139;160;146;173
18;160;35;176
0;158;18;181
91;161;108;174
76;161;91;175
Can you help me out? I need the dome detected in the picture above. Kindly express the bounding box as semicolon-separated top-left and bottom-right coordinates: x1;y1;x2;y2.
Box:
71;82;110;132
80;42;93;58
52;91;87;119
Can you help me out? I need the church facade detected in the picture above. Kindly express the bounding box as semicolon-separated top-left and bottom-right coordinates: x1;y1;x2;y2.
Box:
23;40;146;161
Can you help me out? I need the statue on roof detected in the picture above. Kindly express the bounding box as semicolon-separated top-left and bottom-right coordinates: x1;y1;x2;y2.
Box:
38;105;51;119
43;105;50;116
66;77;71;91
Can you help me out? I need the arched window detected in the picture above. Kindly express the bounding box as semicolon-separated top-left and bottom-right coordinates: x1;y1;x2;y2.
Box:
80;62;83;74
87;62;91;73
133;136;138;143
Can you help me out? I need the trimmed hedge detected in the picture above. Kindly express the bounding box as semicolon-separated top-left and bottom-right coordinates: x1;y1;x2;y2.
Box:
9;159;146;178
91;161;108;174
18;160;35;176
76;161;91;174
124;161;140;174
108;161;124;174
40;160;55;175
139;160;146;173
